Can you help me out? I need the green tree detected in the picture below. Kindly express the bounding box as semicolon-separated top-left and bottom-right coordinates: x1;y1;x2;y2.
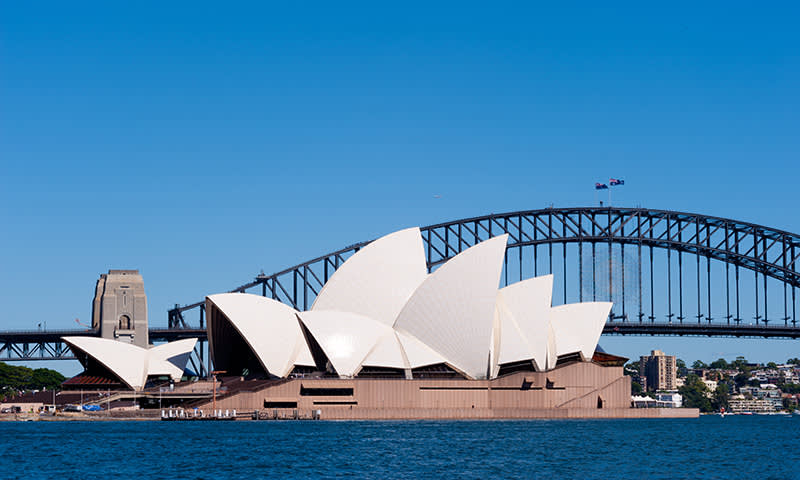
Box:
710;358;729;370
0;362;65;399
623;361;640;377
676;358;688;377
692;360;708;370
631;381;643;395
787;358;800;365
710;382;731;412
766;362;778;369
731;356;749;371
30;368;65;390
678;374;712;412
733;372;749;389
782;383;800;394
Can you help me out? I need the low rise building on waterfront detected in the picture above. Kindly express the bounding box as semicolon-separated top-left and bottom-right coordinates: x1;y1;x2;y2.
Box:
631;393;682;408
657;392;683;408
728;395;781;413
738;385;783;410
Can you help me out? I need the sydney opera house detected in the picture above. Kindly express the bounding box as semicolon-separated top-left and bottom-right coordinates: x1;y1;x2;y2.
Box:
60;228;696;418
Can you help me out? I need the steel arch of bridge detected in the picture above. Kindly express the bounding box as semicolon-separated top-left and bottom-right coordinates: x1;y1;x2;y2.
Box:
168;207;800;338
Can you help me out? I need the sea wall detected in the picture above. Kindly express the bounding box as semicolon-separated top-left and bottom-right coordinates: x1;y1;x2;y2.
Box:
195;362;698;419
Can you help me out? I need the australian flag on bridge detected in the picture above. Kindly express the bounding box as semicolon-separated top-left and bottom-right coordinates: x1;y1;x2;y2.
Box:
609;178;625;186
595;183;608;190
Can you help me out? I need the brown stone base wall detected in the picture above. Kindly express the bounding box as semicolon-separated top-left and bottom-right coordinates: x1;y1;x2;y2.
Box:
196;362;699;419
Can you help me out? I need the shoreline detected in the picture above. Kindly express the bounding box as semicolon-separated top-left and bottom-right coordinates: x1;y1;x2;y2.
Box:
1;407;700;422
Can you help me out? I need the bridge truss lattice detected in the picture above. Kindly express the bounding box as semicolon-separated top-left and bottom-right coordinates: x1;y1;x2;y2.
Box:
169;207;800;339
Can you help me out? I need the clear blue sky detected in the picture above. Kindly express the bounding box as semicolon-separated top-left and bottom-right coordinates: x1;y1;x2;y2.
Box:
2;2;798;375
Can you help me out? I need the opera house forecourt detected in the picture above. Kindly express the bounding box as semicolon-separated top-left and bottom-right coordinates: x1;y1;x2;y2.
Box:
58;228;697;418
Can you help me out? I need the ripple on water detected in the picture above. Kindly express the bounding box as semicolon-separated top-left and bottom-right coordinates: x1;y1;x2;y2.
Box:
1;417;799;480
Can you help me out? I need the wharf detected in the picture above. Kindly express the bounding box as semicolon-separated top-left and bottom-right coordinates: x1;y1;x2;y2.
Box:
161;416;235;422
160;408;323;421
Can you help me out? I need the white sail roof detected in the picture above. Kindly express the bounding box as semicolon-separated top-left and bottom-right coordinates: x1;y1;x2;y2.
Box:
294;338;316;367
197;227;616;380
63;337;198;390
147;338;198;381
495;299;533;366
298;310;392;377
311;227;428;326
394;235;508;379
64;336;149;390
546;322;558;370
207;293;314;377
549;302;612;361
362;331;408;369
495;275;553;370
396;331;448;369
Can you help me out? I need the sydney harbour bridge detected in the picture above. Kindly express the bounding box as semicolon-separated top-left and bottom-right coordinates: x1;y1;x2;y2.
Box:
2;206;800;377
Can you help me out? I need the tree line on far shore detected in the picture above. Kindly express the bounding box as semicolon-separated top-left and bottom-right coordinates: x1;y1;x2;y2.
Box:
0;362;65;400
625;357;800;413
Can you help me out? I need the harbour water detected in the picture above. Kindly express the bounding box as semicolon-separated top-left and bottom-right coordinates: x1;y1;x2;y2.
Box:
2;416;798;479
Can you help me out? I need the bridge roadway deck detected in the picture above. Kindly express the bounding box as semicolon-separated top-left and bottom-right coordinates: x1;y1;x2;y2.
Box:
603;322;800;339
0;328;208;361
1;322;799;348
0;328;208;343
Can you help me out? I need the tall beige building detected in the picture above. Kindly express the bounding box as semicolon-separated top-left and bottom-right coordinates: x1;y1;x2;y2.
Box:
91;270;148;347
639;349;677;392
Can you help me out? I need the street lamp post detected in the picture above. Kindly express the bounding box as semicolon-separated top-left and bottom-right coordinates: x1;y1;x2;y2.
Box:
210;370;226;418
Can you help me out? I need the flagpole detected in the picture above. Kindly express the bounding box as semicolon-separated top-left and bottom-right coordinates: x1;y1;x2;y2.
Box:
595;182;609;205
608;179;625;206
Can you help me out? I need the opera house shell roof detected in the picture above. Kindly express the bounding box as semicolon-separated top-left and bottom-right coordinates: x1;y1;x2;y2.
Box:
62;336;197;390
207;227;612;381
